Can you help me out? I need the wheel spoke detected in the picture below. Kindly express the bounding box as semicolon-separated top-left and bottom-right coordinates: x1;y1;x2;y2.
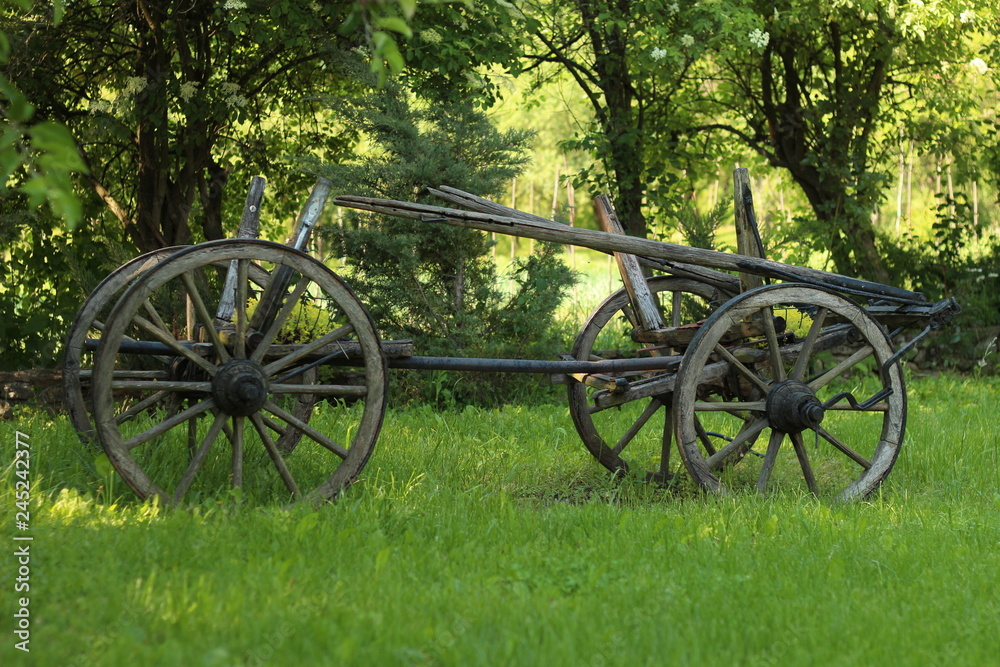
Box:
790;307;828;381
133;314;217;375
713;343;770;394
235;259;249;360
113;390;168;425
124;397;216;450
231;416;244;489
789;431;819;494
694;400;766;412
760;306;786;382
249;278;313;364
181;272;231;363
808;344;874;391
706;417;767;469
110;380;212;393
671;290;682;327
249;413;301;499
263;399;349;459
262;323;355;377
612;398;662;455
815;425;872;469
269;382;367;397
141;299;174;339
693;415;717;456
756;429;785;493
172;410;229;504
658;405;673;474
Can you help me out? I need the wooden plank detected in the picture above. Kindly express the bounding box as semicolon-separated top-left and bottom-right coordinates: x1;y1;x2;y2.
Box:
733;168;766;293
594;194;665;331
334;193;926;303
217;176;266;322
430;185;741;294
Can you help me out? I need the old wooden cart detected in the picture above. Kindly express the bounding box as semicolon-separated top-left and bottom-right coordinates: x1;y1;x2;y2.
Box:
64;170;959;506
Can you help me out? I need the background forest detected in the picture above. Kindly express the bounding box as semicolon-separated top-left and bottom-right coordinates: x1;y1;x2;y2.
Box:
2;0;999;390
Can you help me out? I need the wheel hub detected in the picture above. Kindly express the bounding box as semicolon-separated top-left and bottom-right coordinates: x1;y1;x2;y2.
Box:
765;380;824;434
212;359;269;416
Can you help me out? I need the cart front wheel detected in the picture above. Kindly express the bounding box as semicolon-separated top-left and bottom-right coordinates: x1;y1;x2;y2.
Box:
672;284;906;500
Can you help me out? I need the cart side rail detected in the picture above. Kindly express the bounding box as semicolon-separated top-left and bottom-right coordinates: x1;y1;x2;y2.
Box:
333;192;928;305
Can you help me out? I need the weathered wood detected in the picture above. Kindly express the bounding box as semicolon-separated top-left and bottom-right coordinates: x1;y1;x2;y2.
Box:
631;315;786;347
733;168;766;293
671;284;906;500
334;193;927;303
250;178;333;334
595;194;666;331
217;176;265;322
430;186;741;294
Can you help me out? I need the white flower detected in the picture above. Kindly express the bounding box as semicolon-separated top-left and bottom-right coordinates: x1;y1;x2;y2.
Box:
219;81;247;108
422;28;442;44
749;28;770;49
680;34;695;47
970;58;988;75
225;94;248;108
960;9;976;23
223;0;247;9
668;2;679;13
179;81;199;102
88;99;112;114
123;76;148;96
651;47;668;61
910;0;924;7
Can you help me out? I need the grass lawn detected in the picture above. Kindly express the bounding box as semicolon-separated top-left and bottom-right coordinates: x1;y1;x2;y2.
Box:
1;373;998;666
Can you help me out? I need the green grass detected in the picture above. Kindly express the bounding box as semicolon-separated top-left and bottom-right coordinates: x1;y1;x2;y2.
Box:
2;373;999;666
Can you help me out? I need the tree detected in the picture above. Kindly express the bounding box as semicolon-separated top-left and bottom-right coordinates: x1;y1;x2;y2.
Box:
694;0;995;282
319;76;575;406
487;1;761;239
3;0;363;254
1;0;85;228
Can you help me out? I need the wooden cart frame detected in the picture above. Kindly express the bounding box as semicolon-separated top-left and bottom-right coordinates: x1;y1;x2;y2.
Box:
63;169;959;506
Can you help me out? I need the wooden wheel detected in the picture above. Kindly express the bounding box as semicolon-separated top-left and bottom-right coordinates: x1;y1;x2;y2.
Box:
62;249;317;452
90;239;387;506
566;276;730;481
64;248;180;444
672;284;906;500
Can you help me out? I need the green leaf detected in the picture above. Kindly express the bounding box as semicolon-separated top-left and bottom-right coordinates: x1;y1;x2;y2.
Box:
398;0;417;20
29;121;87;172
375;16;413;38
0;77;34;123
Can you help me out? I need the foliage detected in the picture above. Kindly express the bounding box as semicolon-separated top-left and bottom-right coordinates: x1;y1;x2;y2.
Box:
698;0;996;282
1;0;366;254
0;0;85;228
317;77;575;407
506;1;762;239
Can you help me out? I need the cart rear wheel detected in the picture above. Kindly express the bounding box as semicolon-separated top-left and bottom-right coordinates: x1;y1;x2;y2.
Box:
672;284;906;500
63;248;317;453
566;276;730;482
91;239;387;506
